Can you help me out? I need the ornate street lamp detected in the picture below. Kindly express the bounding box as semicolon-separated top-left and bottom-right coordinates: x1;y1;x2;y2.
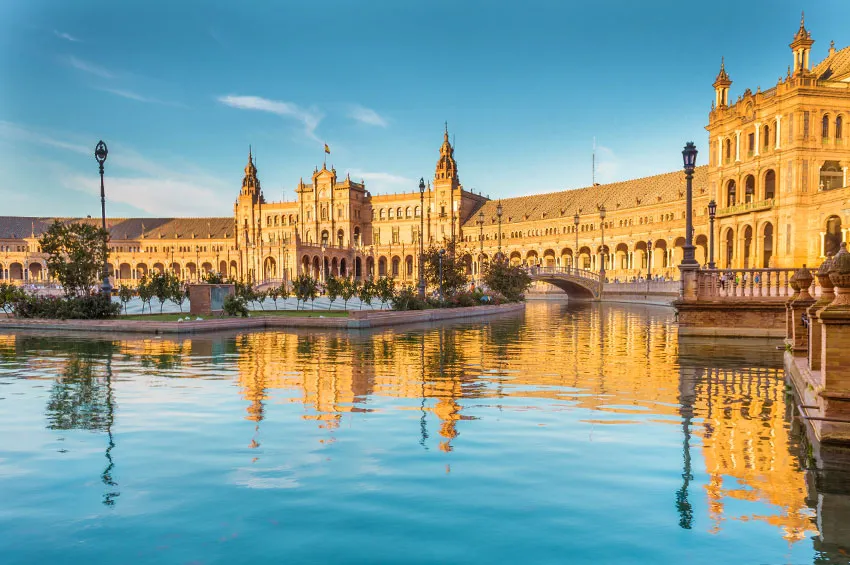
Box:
647;239;653;279
707;199;717;269
94;140;112;295
438;248;446;301
477;210;485;281
418;178;426;298
573;211;580;271
599;205;607;279
681;142;699;267
496;201;503;259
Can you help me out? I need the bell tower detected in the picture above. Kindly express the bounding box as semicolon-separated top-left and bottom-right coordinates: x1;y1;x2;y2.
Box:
790;12;814;75
713;57;732;108
433;124;461;246
240;146;262;202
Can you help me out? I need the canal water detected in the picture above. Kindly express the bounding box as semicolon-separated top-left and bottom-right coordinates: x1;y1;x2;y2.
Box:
1;302;848;564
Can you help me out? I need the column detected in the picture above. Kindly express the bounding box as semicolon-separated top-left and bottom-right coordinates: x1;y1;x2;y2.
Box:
754;123;761;156
820;231;826;257
717;136;723;166
775;115;782;150
735;130;741;162
843;166;848;188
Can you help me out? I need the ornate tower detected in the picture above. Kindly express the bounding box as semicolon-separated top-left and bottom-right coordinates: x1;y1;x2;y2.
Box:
433;124;461;247
713;57;732;108
790;12;814;75
240;147;262;202
235;147;264;280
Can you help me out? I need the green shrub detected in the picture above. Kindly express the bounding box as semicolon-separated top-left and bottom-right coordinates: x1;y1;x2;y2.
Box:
13;293;120;319
482;258;531;302
391;285;428;311
222;294;249;317
0;282;26;314
202;271;225;284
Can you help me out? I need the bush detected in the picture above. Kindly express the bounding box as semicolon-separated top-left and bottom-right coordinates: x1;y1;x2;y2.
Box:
222;294;249;317
202;271;225;284
392;285;428;311
482;258;532;302
0;282;26;314
13;293;120;319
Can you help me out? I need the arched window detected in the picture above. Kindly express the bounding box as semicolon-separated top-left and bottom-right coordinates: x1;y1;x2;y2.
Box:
388;208;394;219
405;207;411;218
762;222;774;267
267;217;272;226
414;206;421;218
724;138;731;161
379;209;385;220
321;207;328;220
744;175;755;203
823;114;830;139
763;125;770;149
321;230;329;246
397;207;403;218
726;180;736;206
837;115;844;140
764;170;776;200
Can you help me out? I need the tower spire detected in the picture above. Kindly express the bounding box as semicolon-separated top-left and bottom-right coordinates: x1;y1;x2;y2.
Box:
713;57;732;108
790;11;814;75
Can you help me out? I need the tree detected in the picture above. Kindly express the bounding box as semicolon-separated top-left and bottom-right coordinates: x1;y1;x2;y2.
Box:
267;285;281;310
358;279;374;310
137;275;154;313
252;288;268;311
422;244;469;297
375;276;395;309
482;257;532;302
149;271;178;313
293;274;318;310
39;221;110;297
325;275;343;310
117;284;134;314
340;277;358;311
169;278;188;312
278;282;291;308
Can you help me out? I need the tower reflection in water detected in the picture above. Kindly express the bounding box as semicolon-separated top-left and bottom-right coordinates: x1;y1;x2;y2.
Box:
1;301;847;557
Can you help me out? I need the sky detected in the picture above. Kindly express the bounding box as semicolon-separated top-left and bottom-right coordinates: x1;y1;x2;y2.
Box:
1;0;848;218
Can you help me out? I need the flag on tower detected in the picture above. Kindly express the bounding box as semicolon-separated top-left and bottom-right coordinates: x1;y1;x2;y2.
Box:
324;144;330;154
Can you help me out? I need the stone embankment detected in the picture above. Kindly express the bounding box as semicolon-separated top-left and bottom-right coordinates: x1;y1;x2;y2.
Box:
0;302;525;335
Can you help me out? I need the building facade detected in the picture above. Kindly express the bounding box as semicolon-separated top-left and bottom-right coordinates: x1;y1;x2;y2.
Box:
0;18;848;286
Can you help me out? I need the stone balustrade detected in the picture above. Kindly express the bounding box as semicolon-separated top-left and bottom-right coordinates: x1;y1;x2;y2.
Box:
696;268;814;300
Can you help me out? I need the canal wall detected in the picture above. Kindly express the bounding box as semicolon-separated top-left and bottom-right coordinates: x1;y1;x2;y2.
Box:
601;281;679;306
0;302;526;335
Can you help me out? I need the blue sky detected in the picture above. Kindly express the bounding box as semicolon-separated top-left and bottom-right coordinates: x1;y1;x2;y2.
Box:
1;0;847;218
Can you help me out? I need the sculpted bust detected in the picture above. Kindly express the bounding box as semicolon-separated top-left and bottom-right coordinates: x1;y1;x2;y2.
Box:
832;243;850;275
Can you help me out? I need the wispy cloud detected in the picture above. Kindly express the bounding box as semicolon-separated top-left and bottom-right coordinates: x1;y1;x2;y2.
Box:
96;87;185;107
349;105;387;127
0;122;230;216
66;55;113;78
54;30;80;42
217;94;323;141
347;169;414;193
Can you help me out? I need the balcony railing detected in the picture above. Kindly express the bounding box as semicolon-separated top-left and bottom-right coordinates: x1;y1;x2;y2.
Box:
716;198;774;217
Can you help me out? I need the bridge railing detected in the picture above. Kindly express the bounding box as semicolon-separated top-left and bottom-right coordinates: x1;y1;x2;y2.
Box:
696;268;816;300
527;265;601;282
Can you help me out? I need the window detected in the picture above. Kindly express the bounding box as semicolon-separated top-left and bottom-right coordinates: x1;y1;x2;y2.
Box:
373;229;380;245
747;133;755;155
763;125;770;149
397;207;403;218
415;206;421;218
388;208;394;219
724;139;731;161
823;114;830;139
837;116;844;140
803;111;810;140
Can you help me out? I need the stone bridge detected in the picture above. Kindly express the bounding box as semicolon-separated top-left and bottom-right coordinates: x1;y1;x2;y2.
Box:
526;266;602;299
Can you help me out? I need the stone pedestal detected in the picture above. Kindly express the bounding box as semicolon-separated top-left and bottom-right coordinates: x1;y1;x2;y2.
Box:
188;284;235;315
678;265;699;302
808;258;835;371
817;271;850;443
789;267;815;356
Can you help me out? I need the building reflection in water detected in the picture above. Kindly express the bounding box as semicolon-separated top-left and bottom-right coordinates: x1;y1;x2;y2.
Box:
1;301;848;555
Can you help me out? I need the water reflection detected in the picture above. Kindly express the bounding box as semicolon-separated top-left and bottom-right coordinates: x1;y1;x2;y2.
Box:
1;302;849;563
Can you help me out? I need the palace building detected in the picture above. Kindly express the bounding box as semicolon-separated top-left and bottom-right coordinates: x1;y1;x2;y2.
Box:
0;16;848;286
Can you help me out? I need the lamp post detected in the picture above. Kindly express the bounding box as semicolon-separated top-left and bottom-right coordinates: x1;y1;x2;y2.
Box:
599;205;606;279
647;239;653;279
94;140;112;295
573;211;580;272
477;210;485;282
418;177;426;298
707;199;717;269
496;201;503;259
681;142;699;267
438;248;445;301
